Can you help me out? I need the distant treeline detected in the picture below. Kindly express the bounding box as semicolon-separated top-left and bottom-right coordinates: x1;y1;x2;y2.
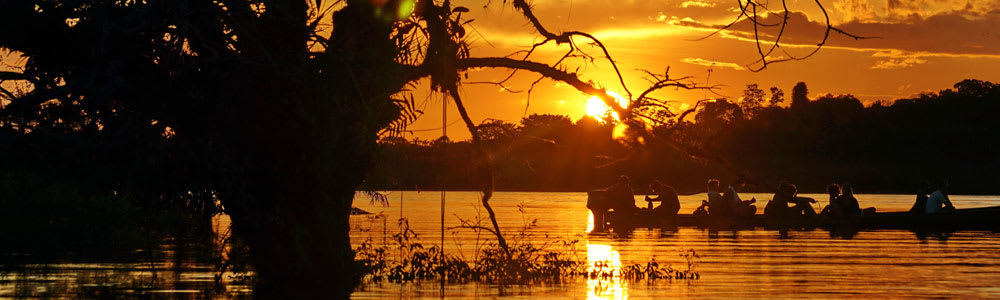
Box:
364;79;1000;195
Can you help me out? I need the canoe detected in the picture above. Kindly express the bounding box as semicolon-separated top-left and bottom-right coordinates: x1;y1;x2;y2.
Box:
586;190;1000;232
598;206;1000;232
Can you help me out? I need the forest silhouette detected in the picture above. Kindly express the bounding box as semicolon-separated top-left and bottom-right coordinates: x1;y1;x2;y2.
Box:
368;79;1000;194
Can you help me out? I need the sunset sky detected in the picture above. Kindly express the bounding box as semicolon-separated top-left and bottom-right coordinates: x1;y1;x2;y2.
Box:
405;0;1000;140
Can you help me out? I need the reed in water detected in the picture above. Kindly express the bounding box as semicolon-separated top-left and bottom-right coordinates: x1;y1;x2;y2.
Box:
352;212;700;285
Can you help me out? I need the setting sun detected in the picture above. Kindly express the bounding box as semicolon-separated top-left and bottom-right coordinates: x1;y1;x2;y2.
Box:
585;91;629;120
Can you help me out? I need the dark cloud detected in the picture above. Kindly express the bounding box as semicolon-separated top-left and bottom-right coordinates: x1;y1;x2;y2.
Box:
839;11;1000;55
670;9;1000;56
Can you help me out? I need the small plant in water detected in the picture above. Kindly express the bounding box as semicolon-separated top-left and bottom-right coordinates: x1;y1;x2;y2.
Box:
354;208;700;286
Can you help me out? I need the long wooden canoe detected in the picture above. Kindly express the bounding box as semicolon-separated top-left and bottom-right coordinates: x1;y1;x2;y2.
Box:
598;206;1000;232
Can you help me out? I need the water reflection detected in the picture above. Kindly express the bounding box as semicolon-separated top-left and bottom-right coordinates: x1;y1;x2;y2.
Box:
914;230;953;242
586;243;627;299
587;211;595;233
0;213;253;299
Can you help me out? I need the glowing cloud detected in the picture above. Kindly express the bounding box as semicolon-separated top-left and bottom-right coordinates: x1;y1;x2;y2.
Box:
872;57;927;69
871;50;929;69
681;0;717;8
681;57;745;70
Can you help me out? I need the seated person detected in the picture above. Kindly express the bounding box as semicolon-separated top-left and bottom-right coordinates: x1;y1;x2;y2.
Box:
838;183;874;216
607;175;638;216
925;181;956;214
909;182;930;215
820;184;844;218
645;180;680;218
706;179;731;216
763;183;791;218
764;182;817;219
724;176;758;217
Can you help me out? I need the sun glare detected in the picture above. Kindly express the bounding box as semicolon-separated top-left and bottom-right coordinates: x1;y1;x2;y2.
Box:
587;243;628;299
585;91;628;120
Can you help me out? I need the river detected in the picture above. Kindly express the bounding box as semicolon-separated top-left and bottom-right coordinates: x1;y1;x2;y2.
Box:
351;191;1000;299
2;192;998;299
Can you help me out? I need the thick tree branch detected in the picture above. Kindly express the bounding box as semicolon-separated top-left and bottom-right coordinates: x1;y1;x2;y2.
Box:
0;71;36;83
457;57;628;119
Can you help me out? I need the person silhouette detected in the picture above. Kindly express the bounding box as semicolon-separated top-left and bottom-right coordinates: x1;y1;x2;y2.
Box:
764;182;817;219
838;183;871;216
706;179;730;216
925;181;955;214
607;175;637;217
645;180;680;218
724;176;757;217
909;181;930;215
820;184;843;218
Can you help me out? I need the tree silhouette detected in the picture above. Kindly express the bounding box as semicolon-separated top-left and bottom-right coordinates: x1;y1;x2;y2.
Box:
742;83;766;117
792;81;810;108
476;119;519;144
953;79;997;97
696;99;744;127
520;114;573;142
769;87;785;106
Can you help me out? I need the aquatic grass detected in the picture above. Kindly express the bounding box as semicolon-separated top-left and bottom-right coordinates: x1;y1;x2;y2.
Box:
355;216;477;283
355;234;588;284
353;207;701;286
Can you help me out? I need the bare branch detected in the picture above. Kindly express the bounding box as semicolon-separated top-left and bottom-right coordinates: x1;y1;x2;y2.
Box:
447;88;509;253
458;57;628;119
743;0;874;71
688;0;874;72
689;0;754;41
676;99;716;123
509;0;633;100
464;81;526;93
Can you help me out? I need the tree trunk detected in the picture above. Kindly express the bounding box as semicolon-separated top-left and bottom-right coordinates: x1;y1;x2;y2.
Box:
214;5;398;297
225;180;360;299
218;119;375;299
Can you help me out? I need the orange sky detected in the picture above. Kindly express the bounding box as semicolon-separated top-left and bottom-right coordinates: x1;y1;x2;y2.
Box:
404;0;1000;140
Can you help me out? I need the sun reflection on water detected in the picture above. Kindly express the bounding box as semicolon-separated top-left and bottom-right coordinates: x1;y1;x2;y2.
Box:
586;211;595;233
587;243;628;299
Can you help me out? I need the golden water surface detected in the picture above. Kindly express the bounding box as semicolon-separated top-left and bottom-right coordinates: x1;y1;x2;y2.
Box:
351;191;1000;299
1;192;997;298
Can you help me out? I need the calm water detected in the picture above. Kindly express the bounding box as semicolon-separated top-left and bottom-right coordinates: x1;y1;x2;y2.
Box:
351;191;1000;299
2;192;998;299
0;215;253;299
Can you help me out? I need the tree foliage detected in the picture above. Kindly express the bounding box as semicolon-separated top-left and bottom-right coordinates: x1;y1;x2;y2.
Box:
741;83;766;116
792;81;810;108
769;87;785;106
